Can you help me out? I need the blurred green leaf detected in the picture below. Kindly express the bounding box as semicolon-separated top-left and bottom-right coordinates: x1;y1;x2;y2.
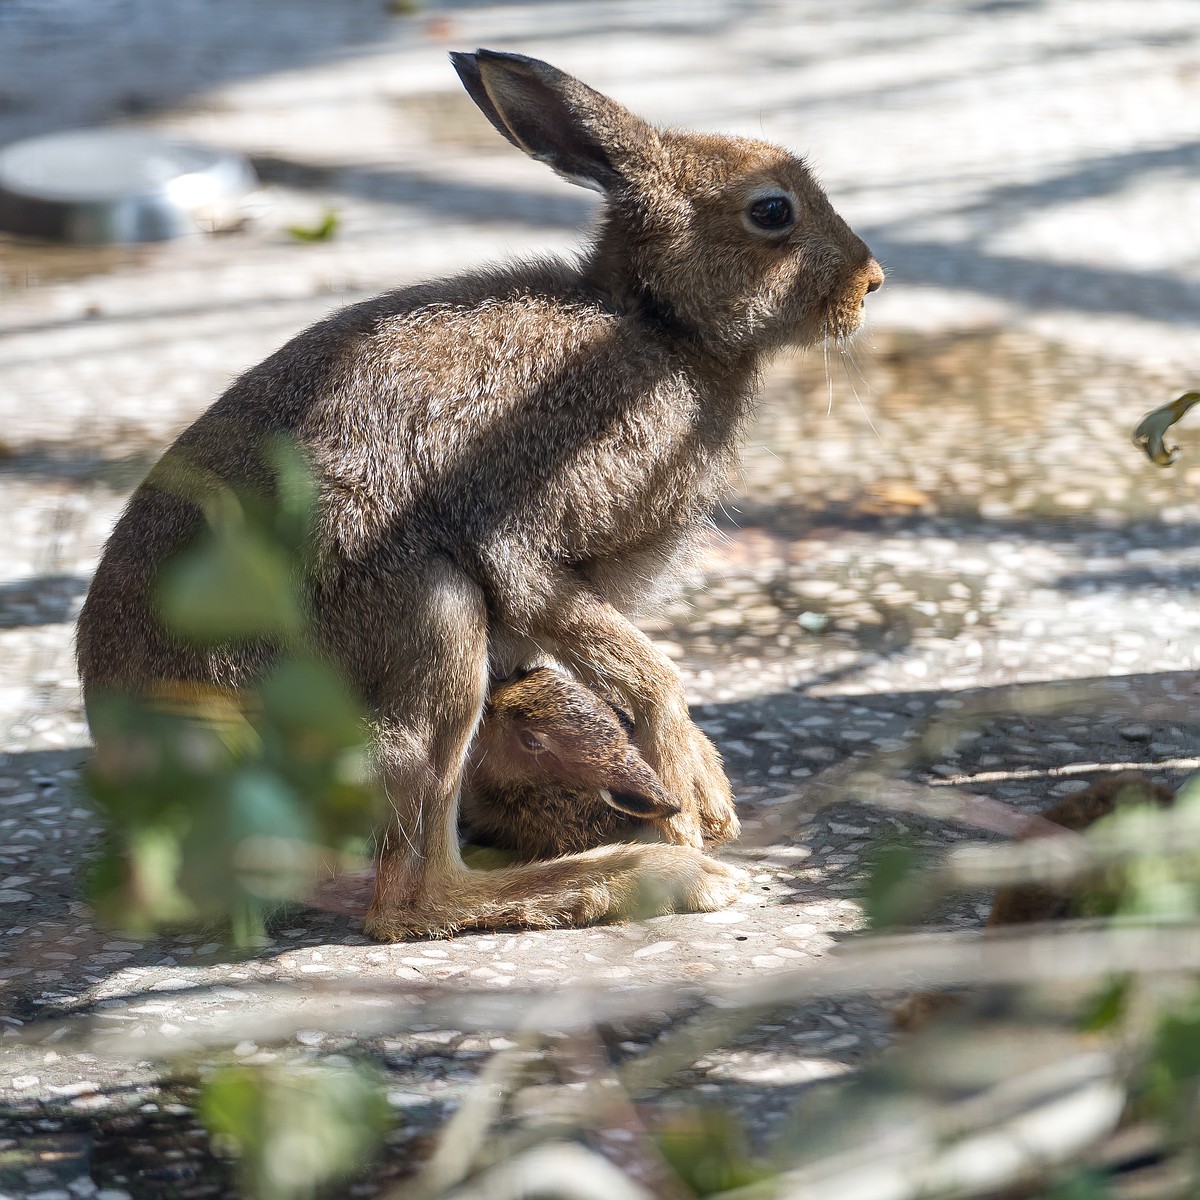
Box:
862;841;924;929
85;826;196;932
157;522;303;643
177;769;316;916
1153;1004;1200;1089
287;209;339;243
1121;853;1198;921
229;768;315;846
200;1059;388;1200
654;1105;771;1196
1172;770;1200;809
259;656;366;753
257;656;383;847
1041;1168;1113;1199
83;438;381;947
1145;992;1200;1139
1070;785;1200;922
1078;976;1131;1034
153;441;320;645
263;435;319;556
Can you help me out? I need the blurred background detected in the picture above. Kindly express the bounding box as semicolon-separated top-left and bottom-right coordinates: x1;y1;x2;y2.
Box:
3;3;1200;1198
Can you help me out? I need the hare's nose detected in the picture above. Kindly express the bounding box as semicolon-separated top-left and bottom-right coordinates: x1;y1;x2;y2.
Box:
865;260;884;293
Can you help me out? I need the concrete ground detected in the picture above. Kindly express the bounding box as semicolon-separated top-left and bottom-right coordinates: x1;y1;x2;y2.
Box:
2;1;1200;1195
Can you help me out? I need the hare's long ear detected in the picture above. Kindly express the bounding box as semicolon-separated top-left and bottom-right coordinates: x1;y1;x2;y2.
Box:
602;750;680;822
450;49;654;194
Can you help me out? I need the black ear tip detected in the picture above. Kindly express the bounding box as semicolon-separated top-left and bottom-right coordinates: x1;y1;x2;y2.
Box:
472;48;543;72
607;790;681;820
448;51;478;76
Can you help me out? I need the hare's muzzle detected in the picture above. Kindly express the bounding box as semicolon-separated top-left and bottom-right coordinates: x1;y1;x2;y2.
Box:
860;258;885;302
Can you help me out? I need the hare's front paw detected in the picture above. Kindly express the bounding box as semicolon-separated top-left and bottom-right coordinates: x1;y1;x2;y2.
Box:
656;723;738;848
689;725;740;845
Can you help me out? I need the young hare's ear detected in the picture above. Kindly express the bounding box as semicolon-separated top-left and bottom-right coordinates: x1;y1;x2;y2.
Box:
600;750;681;823
604;783;680;822
449;49;655;194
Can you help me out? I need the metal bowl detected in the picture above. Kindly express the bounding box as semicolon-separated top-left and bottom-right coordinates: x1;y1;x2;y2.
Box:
0;129;258;245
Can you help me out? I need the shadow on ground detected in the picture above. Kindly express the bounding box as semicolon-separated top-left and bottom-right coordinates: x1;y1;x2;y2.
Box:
2;667;1196;1017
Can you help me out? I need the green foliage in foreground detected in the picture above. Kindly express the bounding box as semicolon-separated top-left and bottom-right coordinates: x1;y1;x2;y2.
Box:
654;1105;772;1195
200;1059;390;1200
1041;1170;1114;1200
286;209;340;243
83;439;383;946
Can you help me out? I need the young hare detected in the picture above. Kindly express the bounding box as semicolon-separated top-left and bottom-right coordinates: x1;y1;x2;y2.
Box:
76;49;884;939
464;666;680;860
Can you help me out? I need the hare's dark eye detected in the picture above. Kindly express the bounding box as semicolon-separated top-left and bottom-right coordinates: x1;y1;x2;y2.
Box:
519;729;547;753
748;195;794;230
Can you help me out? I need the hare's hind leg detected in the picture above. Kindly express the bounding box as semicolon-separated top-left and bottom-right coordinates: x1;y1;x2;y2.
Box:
357;560;744;941
358;558;493;941
475;842;747;930
373;842;747;941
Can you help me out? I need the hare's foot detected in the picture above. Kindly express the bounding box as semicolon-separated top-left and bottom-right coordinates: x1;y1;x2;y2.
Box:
688;723;740;845
653;722;738;848
604;844;746;918
363;845;746;941
531;587;737;846
362;883;614;940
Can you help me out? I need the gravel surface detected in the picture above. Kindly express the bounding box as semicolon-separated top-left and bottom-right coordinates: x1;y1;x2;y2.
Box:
2;1;1200;1195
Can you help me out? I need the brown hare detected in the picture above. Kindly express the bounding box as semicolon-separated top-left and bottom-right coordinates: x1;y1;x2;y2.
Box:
463;666;681;861
76;49;884;939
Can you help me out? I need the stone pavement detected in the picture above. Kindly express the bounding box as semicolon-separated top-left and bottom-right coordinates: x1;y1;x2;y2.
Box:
2;1;1200;1195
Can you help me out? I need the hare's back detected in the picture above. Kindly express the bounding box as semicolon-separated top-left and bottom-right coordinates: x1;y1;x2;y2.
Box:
294;274;709;546
307;268;674;449
159;263;666;501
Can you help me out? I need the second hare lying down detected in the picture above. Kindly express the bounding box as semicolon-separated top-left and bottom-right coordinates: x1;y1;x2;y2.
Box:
75;49;883;940
463;666;689;860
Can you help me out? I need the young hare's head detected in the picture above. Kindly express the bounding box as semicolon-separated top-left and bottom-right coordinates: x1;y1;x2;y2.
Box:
452;49;883;354
473;667;680;822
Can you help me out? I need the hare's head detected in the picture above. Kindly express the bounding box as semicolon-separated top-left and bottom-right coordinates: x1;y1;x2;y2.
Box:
474;667;680;821
452;49;883;356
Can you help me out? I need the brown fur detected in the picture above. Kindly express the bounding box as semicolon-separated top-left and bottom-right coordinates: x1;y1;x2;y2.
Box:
893;772;1176;1031
463;666;688;860
75;50;883;939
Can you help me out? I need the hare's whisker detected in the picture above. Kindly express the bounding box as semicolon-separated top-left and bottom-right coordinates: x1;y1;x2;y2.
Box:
821;321;836;417
383;772;425;861
715;497;741;527
832;337;883;444
847;366;883;443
